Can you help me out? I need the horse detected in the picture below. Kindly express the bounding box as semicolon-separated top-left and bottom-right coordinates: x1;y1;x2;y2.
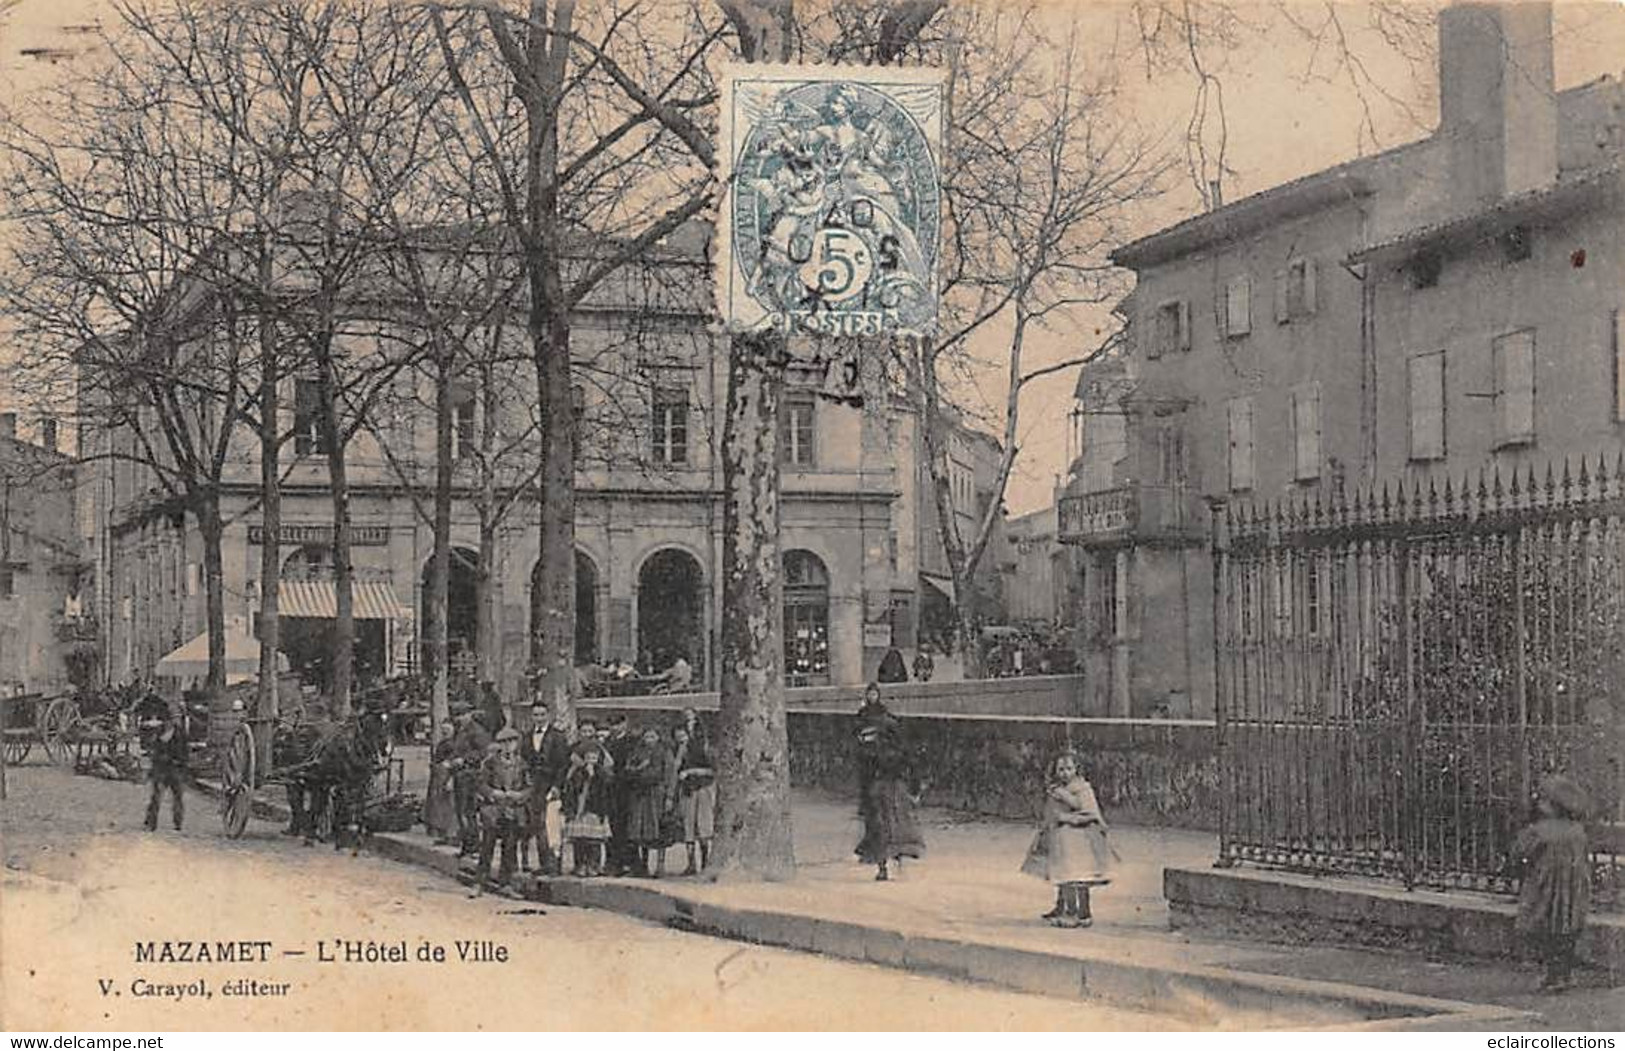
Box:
278;709;391;849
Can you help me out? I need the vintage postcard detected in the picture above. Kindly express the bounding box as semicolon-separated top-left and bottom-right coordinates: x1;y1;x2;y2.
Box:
2;0;1624;1038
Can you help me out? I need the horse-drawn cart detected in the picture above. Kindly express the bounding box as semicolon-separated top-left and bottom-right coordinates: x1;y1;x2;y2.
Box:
218;704;398;840
2;693;82;766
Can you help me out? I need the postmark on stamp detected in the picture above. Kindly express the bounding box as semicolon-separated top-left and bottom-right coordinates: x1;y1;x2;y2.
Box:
717;64;946;339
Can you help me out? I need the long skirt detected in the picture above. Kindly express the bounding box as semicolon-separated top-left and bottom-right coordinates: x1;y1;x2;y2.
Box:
678;783;715;842
855;778;924;864
423;765;457;841
626;787;666;846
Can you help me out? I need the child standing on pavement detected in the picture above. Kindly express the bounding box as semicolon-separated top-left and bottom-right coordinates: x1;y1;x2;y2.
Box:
1021;753;1116;928
1510;775;1592;991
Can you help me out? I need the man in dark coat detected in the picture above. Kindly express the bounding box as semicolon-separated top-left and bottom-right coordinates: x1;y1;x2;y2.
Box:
876;645;909;684
141;697;189;832
450;704;493;857
475;727;529;890
477;680;507;736
603;713;638;875
519;700;573;874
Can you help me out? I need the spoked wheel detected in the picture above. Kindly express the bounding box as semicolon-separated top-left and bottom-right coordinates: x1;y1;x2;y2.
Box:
40;698;79;767
220;722;256;839
3;735;30;765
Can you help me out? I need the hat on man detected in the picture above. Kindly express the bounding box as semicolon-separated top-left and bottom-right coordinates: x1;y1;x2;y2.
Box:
495;726;520;743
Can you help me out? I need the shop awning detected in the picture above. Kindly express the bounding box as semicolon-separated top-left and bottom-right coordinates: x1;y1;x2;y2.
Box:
155;627;286;679
920;572;955;604
278;580;410;620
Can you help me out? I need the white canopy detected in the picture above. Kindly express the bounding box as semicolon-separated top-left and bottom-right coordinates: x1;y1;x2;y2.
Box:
155;627;287;682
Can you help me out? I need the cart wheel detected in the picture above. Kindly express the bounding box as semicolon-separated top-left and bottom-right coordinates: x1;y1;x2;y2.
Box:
221;722;255;839
40;698;79;767
3;737;30;765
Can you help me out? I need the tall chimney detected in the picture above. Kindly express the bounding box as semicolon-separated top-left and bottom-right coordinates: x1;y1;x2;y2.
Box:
1437;3;1557;207
0;413;16;442
40;418;58;452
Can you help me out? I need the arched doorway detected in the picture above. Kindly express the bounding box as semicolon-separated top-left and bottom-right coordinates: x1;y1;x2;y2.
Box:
784;549;830;687
528;552;603;669
575;551;598;664
637;548;705;679
422;547;480;677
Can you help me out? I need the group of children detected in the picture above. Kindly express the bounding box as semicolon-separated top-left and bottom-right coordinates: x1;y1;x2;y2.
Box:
425;702;716;888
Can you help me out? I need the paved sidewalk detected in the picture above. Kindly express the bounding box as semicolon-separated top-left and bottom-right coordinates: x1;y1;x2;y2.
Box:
310;748;1614;1027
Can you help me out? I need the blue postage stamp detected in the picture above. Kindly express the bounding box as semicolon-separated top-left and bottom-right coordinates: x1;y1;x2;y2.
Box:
718;65;945;338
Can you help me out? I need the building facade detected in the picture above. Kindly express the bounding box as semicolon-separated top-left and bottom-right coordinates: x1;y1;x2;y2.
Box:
1060;2;1625;717
79;222;996;695
0;413;87;695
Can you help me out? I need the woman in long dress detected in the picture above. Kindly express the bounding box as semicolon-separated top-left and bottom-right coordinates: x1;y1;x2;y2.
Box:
854;714;924;881
422;718;458;844
670;724;715;876
1021;753;1117;928
624;728;674;877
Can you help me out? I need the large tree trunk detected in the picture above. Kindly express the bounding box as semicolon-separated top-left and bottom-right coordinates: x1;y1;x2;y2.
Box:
476;353;500;690
710;0;797;882
519;0;578;730
426;356;454;740
256;374;281;768
255;259;281;772
529;273;575;727
712;335;795;880
318;342;355;717
197;496;227;698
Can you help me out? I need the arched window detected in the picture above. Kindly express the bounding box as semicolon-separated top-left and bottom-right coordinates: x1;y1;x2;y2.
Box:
783;550;830;687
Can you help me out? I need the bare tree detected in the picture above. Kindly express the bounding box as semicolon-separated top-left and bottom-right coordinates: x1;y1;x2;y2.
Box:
882;9;1170;677
427;0;721;728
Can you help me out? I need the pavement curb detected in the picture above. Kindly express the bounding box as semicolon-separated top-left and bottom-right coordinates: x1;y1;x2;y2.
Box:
361;827;1532;1031
192;781;1534;1030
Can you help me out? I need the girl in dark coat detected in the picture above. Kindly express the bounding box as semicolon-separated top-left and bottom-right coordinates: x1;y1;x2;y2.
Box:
854;718;924;880
671;724;716;875
561;741;614;876
624;728;675;877
1510;775;1592;991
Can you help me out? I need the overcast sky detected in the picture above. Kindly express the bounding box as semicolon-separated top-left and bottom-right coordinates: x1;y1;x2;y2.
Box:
4;1;1624;513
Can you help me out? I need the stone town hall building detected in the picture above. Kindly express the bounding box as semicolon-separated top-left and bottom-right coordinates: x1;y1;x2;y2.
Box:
1061;3;1625;718
79;221;980;696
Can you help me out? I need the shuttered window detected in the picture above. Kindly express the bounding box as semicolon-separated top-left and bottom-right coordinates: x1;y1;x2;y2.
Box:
1150;300;1191;357
1409;352;1446;461
1493;329;1535;446
1613;310;1624;423
1291;382;1321;481
1225;276;1251;337
1274;258;1318;323
1227;396;1255;492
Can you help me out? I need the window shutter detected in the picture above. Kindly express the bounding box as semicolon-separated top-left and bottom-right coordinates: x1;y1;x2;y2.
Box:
1273;270;1290;324
1225;276;1251;337
1292;382;1321;481
1614;310;1624;423
1408;353;1446;460
1302;258;1319;315
1177;300;1192;351
1228;397;1255;491
1145;309;1163;360
1494;330;1535;444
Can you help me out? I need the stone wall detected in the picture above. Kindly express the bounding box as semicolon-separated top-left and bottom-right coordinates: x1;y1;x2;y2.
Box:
581;689;1218;830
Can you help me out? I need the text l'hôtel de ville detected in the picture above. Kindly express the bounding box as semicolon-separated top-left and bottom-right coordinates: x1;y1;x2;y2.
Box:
133;939;509;964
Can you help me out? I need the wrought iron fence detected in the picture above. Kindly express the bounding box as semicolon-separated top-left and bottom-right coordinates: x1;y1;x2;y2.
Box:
1214;454;1624;906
